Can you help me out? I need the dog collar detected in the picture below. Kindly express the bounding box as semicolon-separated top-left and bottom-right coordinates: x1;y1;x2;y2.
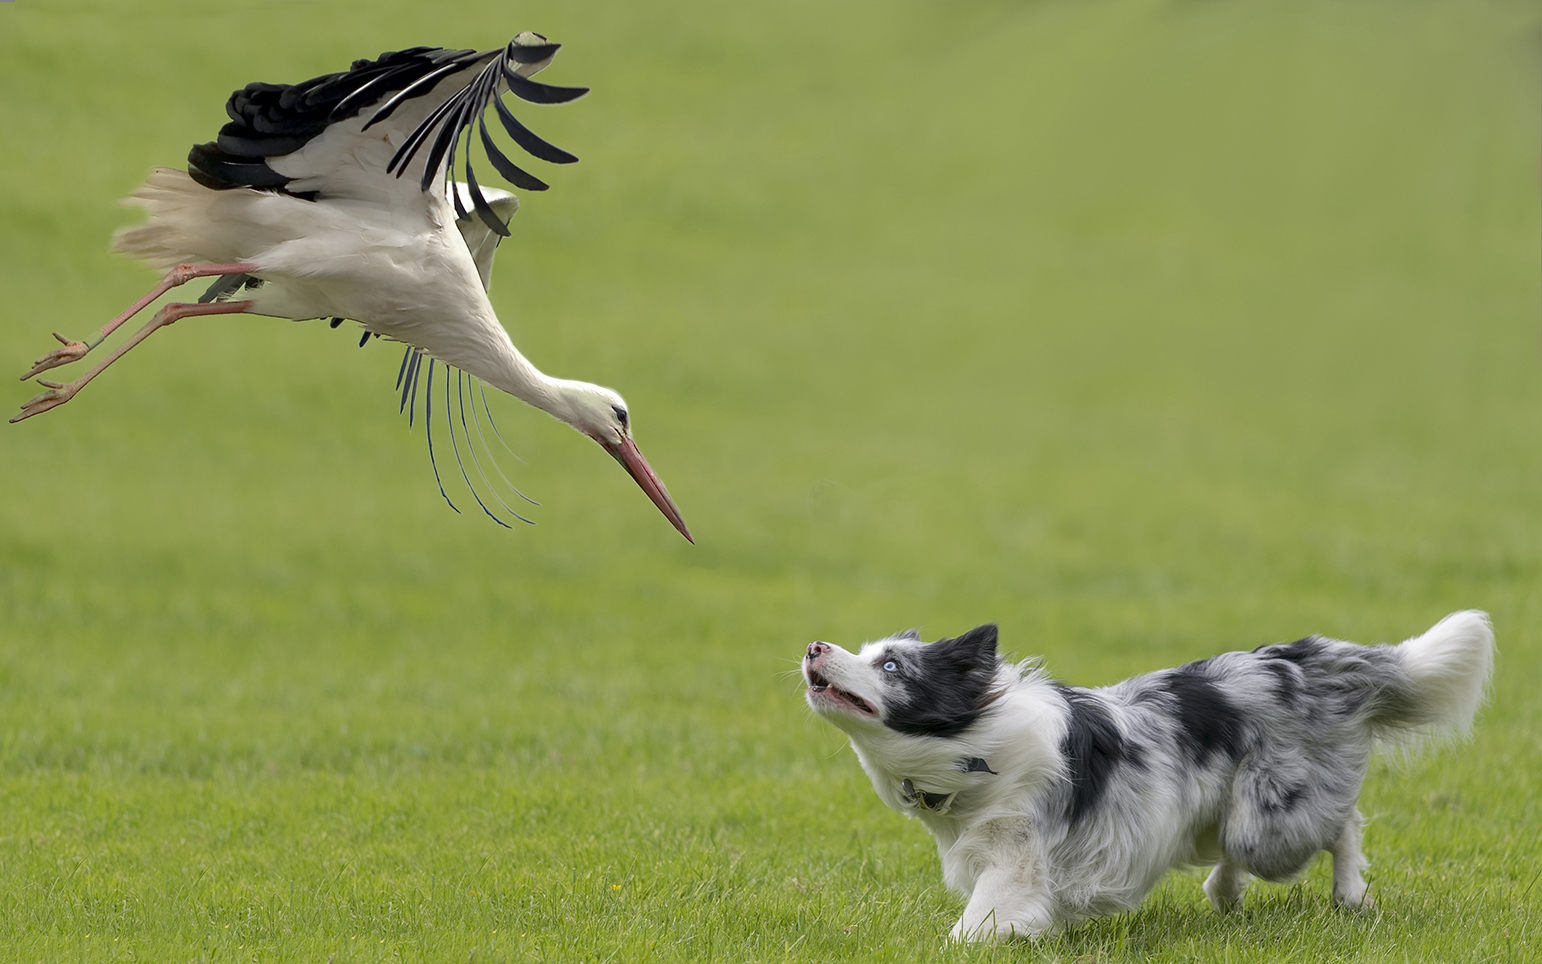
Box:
901;779;958;813
900;758;997;814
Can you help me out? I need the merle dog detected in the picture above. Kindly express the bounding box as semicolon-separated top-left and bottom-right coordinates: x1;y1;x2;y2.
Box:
802;612;1493;941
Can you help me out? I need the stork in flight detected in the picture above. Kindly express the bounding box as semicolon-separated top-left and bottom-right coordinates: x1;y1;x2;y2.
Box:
12;33;692;542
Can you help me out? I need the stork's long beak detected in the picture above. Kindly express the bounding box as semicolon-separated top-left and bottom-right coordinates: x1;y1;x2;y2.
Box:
602;437;693;543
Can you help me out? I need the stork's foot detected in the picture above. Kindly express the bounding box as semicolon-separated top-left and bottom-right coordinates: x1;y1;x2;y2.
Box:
21;333;92;381
10;379;78;423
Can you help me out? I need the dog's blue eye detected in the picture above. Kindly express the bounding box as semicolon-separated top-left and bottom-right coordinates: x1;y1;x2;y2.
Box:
883;661;897;672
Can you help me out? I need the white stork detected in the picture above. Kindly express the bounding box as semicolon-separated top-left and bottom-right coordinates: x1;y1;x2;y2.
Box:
12;33;692;542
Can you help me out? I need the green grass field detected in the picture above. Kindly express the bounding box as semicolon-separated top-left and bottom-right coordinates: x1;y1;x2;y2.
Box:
1;0;1538;960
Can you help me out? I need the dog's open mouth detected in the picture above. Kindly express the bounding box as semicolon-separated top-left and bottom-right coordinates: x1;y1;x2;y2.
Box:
806;668;877;716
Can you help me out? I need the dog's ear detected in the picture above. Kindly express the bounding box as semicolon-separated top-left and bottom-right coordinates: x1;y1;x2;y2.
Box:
896;628;922;641
885;624;1003;737
949;624;999;662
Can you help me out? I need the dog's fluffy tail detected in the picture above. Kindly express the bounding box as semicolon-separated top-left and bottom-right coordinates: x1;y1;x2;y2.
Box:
1377;610;1494;749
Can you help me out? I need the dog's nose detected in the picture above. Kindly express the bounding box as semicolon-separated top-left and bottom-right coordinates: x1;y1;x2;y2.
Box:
807;642;831;659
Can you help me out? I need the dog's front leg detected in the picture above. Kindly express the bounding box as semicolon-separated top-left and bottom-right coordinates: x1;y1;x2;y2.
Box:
949;864;1057;942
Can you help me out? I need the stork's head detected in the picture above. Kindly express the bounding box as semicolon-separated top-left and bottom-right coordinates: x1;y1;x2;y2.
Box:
558;382;692;543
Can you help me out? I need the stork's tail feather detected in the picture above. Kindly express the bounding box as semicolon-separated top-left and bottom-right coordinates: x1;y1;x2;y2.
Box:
1375;610;1495;750
113;167;276;270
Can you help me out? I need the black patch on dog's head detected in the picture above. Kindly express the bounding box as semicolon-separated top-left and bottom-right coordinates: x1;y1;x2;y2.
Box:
1053;684;1131;823
896;628;922;641
881;624;1001;738
1161;661;1247;765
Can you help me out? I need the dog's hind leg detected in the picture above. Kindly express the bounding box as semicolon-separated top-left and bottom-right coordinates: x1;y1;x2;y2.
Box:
1329;809;1373;910
1202;860;1247;913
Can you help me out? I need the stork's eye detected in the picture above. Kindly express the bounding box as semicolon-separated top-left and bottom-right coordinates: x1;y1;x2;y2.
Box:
883;661;897;672
612;405;628;428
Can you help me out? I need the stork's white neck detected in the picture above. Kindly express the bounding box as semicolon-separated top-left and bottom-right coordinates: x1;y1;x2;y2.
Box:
482;332;566;414
441;305;615;440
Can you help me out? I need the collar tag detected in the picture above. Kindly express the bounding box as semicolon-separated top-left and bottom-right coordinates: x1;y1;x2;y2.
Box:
900;778;959;814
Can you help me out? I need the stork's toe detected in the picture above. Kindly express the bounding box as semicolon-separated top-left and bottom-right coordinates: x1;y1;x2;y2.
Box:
21;333;91;380
10;380;76;423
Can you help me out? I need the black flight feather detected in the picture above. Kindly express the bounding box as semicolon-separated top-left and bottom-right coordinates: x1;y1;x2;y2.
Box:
407;349;424;427
493;96;578;164
385;85;466;176
500;65;589;105
446;370;514;529
193;45;478;194
188;40;581;200
416;95;475;194
464;143;512;236
361;53;483;130
505;40;562;64
400;349;420;414
187;144;292;191
396;346;412;392
386;38;586;194
197;273;256;303
479;115;549;192
424;359;461;516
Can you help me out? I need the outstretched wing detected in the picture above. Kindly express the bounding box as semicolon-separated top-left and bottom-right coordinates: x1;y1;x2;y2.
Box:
187;45;480;196
186;32;585;222
369;32;587;237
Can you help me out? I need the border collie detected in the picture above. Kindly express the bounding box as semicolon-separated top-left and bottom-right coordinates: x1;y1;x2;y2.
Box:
802;612;1493;941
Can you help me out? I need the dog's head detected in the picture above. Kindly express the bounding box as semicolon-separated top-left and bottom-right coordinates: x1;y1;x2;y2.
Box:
803;624;1003;738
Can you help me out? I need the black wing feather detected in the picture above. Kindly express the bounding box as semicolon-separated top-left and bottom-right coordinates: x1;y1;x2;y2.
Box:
385;86;466;175
500;65;590;105
493;96;578;164
464;142;513;236
480;115;551;191
190;36;585;203
505;42;562;65
190;45;473;193
391;35;587;193
418;96;474;197
361;53;483;131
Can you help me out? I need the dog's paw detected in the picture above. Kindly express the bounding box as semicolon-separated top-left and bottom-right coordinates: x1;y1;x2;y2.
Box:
1202;864;1247;914
949;914;1056;943
1333;886;1375;912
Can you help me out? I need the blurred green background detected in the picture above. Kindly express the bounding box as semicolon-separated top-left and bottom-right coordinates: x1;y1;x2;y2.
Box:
1;0;1537;960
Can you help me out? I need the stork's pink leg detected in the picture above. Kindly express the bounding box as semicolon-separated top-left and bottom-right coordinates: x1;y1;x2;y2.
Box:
20;262;259;380
10;300;254;424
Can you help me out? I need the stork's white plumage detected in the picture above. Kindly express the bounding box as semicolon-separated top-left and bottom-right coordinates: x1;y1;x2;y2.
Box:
13;33;692;542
